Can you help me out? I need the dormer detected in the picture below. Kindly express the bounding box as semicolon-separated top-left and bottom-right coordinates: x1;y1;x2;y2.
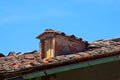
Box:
36;29;88;59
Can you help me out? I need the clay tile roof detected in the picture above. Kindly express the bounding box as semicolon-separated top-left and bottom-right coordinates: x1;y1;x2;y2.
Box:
0;53;5;57
0;38;120;79
36;29;84;42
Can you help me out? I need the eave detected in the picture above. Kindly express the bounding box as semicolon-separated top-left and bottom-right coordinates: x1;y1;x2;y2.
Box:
23;54;120;79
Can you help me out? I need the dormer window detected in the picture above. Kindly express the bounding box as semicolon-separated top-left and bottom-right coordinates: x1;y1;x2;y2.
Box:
43;37;55;58
36;29;88;59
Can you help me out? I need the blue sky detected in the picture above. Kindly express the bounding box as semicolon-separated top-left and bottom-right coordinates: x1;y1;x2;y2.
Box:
0;0;120;55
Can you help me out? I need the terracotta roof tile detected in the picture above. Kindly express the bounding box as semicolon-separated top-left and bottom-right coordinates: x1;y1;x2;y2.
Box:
0;38;120;78
0;53;5;57
36;29;86;43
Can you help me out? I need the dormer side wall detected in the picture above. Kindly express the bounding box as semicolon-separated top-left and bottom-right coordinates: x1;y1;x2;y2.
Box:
55;35;86;55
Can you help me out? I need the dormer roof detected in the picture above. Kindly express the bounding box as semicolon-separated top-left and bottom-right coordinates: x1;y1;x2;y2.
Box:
36;29;84;42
